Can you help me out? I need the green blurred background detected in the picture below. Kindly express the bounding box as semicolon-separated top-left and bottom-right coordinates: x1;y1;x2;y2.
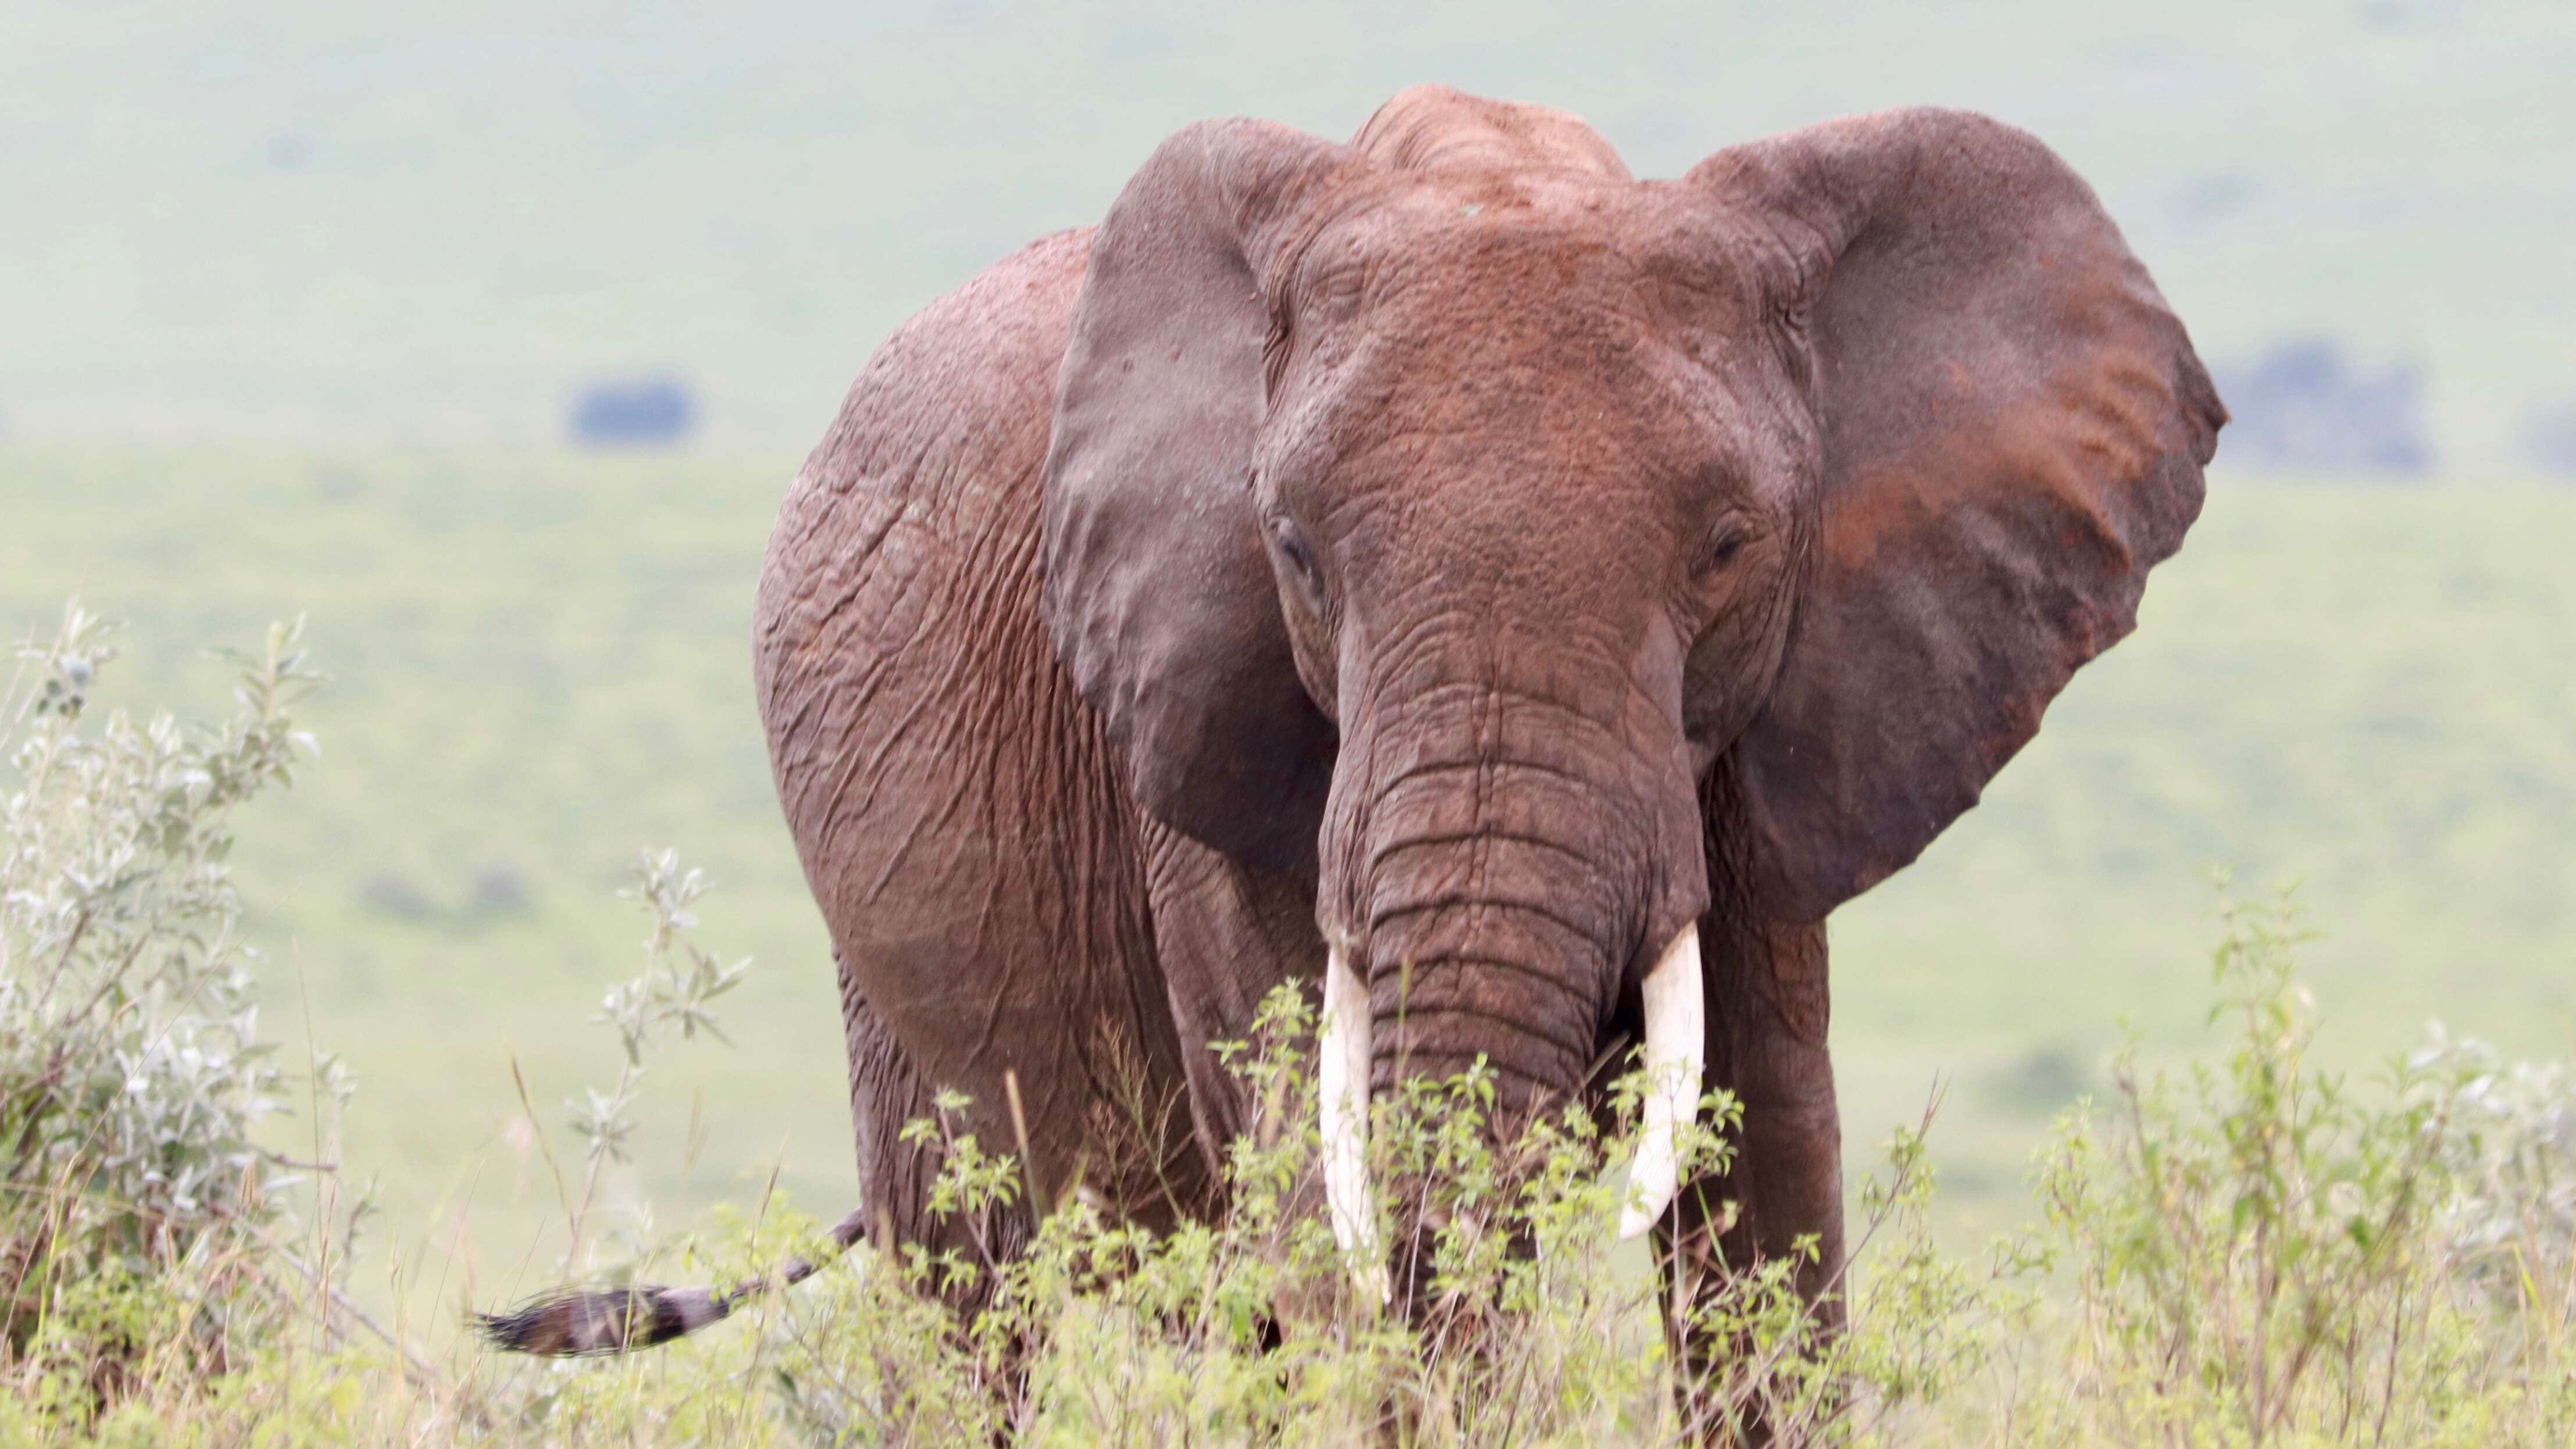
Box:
3;1;2570;1326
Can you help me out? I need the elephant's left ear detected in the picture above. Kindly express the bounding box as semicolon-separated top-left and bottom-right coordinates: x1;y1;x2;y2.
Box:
1693;109;2224;923
1040;119;1359;876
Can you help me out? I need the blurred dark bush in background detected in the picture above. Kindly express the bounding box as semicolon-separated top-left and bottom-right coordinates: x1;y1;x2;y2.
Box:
2214;337;2432;477
2524;402;2576;480
569;377;696;447
358;871;437;920
468;860;533;917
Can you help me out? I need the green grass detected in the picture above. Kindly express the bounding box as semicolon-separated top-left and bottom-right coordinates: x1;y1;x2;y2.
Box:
4;444;2575;1333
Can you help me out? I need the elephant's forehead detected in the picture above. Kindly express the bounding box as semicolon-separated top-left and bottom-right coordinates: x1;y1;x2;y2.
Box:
1311;174;1639;275
1294;173;1779;327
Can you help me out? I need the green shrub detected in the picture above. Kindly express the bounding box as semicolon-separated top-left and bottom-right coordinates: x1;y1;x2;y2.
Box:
0;602;366;1416
2011;886;2576;1445
2414;1023;2576;1325
479;979;2038;1446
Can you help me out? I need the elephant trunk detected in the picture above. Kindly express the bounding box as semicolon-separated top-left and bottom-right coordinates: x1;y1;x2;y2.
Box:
1315;679;1709;1296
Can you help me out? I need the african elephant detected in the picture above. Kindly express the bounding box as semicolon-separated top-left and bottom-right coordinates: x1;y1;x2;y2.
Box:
486;84;2219;1398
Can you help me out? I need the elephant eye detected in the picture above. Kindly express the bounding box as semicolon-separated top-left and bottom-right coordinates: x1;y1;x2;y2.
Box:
1271;517;1324;597
1697;522;1749;579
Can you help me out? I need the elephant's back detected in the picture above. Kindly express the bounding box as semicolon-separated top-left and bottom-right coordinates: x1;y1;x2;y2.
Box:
754;229;1189;1189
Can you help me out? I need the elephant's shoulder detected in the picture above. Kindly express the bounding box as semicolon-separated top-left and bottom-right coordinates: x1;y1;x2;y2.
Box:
755;229;1111;759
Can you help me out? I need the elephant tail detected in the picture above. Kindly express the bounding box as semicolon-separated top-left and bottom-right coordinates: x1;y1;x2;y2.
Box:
474;1204;868;1357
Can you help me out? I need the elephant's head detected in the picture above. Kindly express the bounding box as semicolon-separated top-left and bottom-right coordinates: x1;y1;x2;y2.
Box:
1040;88;2220;1268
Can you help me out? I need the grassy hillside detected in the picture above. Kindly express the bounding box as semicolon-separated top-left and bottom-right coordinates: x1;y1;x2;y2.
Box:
3;1;2571;469
5;444;2573;1318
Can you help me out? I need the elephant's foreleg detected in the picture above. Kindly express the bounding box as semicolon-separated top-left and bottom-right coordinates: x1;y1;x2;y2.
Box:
1136;822;1324;1193
1657;914;1843;1443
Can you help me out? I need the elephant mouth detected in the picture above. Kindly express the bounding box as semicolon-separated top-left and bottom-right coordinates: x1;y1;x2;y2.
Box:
1316;924;1707;1302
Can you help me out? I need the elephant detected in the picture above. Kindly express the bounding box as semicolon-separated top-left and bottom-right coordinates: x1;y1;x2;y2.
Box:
483;84;2220;1410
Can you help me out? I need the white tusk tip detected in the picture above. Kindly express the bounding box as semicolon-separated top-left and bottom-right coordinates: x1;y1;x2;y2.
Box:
1617;1202;1658;1241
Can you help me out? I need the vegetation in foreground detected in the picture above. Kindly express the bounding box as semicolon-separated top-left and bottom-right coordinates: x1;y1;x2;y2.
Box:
6;609;2574;1445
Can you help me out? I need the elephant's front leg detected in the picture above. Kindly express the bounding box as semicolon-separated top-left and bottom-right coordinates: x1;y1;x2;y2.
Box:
1136;822;1324;1189
1657;912;1843;1443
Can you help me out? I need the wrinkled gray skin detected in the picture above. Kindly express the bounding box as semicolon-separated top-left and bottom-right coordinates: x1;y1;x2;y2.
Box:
741;85;2213;1415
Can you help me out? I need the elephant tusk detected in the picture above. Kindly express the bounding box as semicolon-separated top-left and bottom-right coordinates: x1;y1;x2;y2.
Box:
1619;925;1707;1240
1319;944;1390;1304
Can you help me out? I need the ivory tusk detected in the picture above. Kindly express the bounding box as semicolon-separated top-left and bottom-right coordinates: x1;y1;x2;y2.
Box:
1319;944;1390;1303
1618;925;1707;1240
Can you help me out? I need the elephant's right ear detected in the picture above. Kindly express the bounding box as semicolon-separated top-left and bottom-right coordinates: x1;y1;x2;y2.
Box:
1041;120;1354;876
1692;110;2223;923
